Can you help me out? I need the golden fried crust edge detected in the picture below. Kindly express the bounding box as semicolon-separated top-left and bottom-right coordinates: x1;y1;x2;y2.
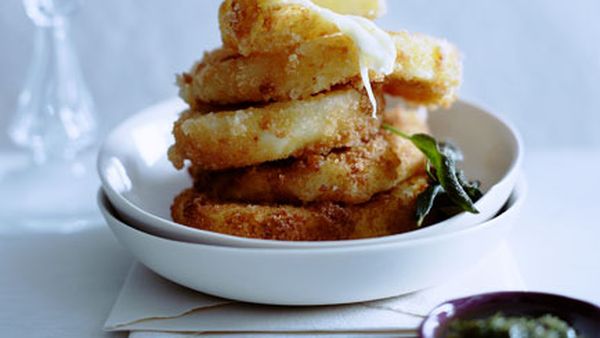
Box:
168;86;383;171
190;105;429;204
178;31;461;108
171;175;429;241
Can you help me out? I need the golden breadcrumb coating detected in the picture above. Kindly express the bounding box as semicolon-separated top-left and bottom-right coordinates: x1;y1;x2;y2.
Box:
219;0;380;55
384;31;462;108
177;31;461;108
191;135;400;204
168;86;383;171
178;34;370;107
171;175;429;241
190;106;428;204
166;0;463;242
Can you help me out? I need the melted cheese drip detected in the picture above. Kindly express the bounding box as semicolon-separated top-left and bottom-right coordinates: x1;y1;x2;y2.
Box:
277;0;396;117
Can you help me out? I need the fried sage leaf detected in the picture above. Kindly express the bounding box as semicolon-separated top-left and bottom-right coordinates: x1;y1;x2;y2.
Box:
437;142;478;213
457;171;483;201
415;184;443;226
383;124;481;225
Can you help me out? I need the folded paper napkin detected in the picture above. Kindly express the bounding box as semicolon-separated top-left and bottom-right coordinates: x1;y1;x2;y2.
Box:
104;242;524;338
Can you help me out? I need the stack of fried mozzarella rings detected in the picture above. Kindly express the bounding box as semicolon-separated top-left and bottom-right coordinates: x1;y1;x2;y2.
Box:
168;0;462;241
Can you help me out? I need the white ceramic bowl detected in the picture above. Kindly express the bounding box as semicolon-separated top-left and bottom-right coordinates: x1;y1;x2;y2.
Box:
98;98;522;248
99;178;526;306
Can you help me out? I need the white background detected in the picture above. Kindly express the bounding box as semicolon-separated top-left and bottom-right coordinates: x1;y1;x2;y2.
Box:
1;0;599;151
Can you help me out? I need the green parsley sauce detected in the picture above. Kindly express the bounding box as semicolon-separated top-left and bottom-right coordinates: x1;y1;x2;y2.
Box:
445;312;580;338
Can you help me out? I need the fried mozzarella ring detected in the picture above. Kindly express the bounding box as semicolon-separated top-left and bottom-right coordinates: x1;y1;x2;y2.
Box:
192;135;400;204
191;106;428;204
219;0;383;56
178;34;370;107
384;32;462;108
168;86;383;171
178;32;461;108
171;175;429;241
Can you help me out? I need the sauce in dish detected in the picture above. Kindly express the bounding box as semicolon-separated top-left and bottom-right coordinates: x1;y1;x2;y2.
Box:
446;312;579;337
420;292;600;338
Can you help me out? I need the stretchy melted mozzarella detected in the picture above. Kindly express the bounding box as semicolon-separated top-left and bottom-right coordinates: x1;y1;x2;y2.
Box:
276;0;396;117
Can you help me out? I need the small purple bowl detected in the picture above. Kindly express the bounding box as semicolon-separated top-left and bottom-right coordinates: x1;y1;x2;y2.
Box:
419;291;600;337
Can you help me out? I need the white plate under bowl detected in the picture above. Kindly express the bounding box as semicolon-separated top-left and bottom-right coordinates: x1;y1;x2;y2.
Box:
97;98;522;248
99;179;526;306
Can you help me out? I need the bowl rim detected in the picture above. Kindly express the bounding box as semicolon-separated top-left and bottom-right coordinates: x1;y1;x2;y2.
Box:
97;98;524;248
98;176;526;254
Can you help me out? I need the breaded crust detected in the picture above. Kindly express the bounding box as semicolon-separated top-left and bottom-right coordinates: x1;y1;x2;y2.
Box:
178;32;461;108
190;106;428;204
171;175;429;241
382;101;431;181
192;135;400;204
219;0;380;56
178;34;369;107
168;86;383;171
384;32;462;108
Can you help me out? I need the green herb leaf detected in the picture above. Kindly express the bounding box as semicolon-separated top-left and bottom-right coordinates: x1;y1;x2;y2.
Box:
457;170;483;201
439;141;463;162
425;162;437;182
383;124;481;221
415;184;443;227
406;133;445;171
437;145;479;213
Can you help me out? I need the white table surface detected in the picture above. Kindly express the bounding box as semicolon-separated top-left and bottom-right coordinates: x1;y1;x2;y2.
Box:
1;149;599;337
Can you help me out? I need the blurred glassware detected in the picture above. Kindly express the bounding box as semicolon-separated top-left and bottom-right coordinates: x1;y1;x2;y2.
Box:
0;0;100;233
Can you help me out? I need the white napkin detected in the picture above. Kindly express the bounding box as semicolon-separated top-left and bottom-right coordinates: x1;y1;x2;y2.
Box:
104;242;525;337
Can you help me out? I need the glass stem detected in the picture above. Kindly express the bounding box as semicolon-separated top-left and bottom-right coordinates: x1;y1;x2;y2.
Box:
9;16;96;165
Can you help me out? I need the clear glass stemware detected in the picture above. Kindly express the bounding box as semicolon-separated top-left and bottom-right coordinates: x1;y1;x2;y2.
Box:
0;0;100;233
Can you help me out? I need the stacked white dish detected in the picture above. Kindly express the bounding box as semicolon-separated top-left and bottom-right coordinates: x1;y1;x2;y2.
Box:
97;98;524;305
